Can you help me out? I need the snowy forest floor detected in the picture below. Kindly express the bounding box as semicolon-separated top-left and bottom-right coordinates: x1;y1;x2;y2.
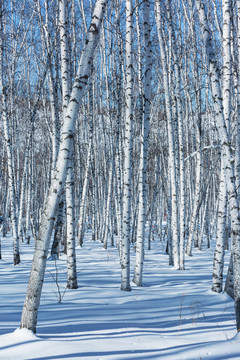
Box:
0;231;240;360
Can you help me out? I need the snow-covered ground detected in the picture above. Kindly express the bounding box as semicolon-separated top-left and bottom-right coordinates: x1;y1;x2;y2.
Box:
0;232;239;360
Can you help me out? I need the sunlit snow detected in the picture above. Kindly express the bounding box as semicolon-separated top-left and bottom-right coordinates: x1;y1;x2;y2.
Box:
0;231;239;360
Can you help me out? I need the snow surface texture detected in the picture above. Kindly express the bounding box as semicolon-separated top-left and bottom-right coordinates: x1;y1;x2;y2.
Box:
0;232;239;360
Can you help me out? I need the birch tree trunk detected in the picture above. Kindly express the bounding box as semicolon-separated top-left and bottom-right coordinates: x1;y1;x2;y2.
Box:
133;0;152;286
20;0;107;333
236;0;240;197
155;0;179;269
196;0;240;331
0;6;20;265
212;159;227;292
78;137;92;246
171;20;185;269
59;0;78;289
66;155;78;289
120;0;133;292
212;0;232;293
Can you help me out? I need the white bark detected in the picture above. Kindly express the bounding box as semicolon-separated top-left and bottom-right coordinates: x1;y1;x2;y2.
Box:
59;0;78;289
121;0;133;291
171;20;185;269
236;1;240;199
186;141;201;256
21;0;107;333
212;0;232;294
196;0;240;331
66;155;78;289
78;137;92;246
155;0;179;268
212;158;227;292
0;8;19;265
133;0;152;286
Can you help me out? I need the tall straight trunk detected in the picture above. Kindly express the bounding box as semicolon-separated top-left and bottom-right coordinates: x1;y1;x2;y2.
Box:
78;137;92;246
199;183;210;250
18;149;29;242
78;69;94;246
196;0;240;331
171;22;185;269
66;156;78;289
236;0;240;197
25;154;32;244
39;0;60;179
103;160;113;249
59;0;78;289
147;157;160;250
212;0;232;293
21;1;107;333
186;144;201;256
114;1;124;252
155;0;179;268
59;0;70;114
0;7;19;265
212;159;227;292
121;0;133;291
222;0;232;136
133;0;152;286
166;167;173;265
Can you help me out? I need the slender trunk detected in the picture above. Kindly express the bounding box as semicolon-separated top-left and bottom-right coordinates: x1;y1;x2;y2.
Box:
0;8;19;265
66;156;78;289
133;0;152;286
59;0;78;289
196;0;240;331
120;0;133;291
21;1;107;333
212;159;227;292
155;0;179;268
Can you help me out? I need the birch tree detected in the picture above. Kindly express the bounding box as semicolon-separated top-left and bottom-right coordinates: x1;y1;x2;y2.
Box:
59;0;78;289
196;0;240;331
133;0;152;286
0;2;20;265
21;0;107;333
212;0;232;293
120;0;133;291
155;0;179;269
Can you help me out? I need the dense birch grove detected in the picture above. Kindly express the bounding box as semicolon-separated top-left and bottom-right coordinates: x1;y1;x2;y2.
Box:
1;0;240;334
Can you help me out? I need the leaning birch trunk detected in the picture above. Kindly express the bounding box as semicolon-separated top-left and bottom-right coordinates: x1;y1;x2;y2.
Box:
133;0;152;286
20;0;107;333
196;0;240;331
51;198;64;258
0;10;19;265
120;0;133;291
